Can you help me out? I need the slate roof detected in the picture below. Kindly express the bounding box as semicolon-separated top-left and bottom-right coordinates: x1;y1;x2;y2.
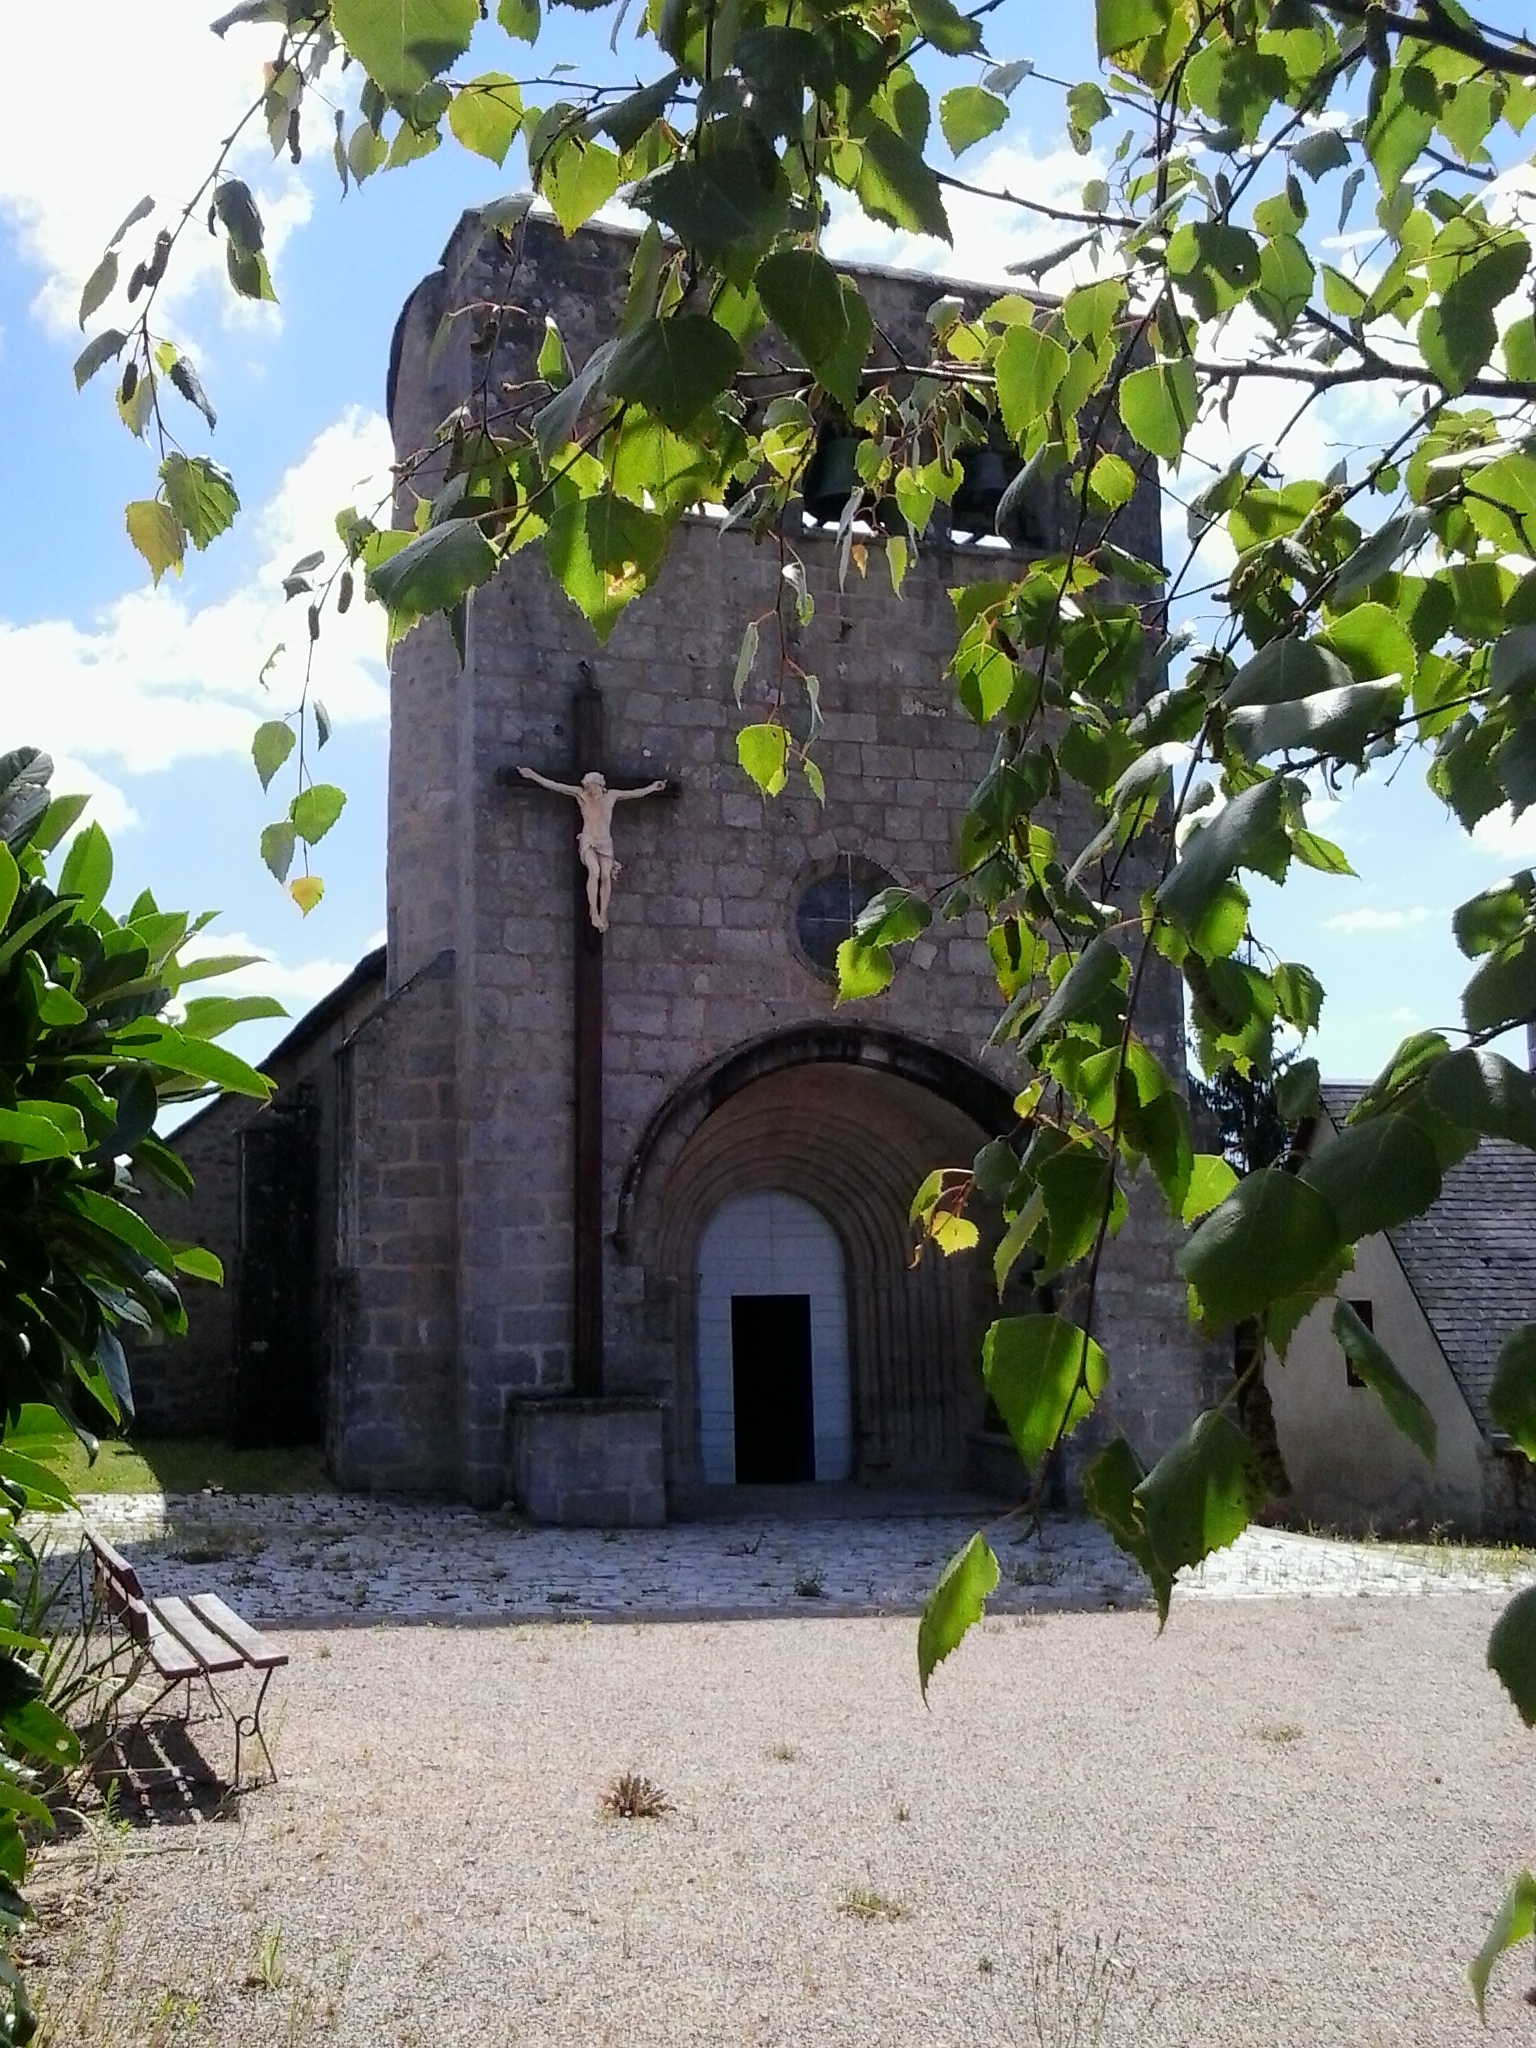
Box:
1322;1083;1536;1438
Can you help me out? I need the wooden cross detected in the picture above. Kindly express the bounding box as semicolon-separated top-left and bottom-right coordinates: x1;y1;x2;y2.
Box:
498;671;678;1397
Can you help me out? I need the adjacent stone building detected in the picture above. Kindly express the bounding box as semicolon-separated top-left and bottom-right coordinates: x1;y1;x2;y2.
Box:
139;212;1214;1519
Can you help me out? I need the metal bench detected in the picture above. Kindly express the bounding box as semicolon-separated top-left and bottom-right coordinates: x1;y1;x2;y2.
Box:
83;1526;287;1786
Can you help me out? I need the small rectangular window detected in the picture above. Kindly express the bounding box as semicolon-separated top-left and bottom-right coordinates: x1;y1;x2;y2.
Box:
1344;1298;1373;1387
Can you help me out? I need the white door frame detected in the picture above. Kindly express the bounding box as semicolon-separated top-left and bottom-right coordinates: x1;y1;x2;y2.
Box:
696;1189;852;1484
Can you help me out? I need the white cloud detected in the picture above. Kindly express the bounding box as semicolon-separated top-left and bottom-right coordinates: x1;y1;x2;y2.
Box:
824;136;1107;288
0;408;392;811
1473;804;1536;864
1321;905;1431;935
182;927;382;1015
0;1;314;339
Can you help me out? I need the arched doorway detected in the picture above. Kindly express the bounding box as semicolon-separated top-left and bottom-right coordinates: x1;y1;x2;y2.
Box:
696;1191;852;1485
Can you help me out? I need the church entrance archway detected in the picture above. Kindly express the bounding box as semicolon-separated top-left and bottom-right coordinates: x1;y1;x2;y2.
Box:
696;1191;851;1485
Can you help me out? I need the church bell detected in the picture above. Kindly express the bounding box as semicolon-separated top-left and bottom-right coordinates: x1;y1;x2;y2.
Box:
801;433;861;523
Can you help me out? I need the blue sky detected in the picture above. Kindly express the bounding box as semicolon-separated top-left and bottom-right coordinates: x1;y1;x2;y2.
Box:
0;2;1528;1085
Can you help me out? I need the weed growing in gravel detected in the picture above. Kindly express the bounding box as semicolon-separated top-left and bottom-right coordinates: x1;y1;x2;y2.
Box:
793;1571;826;1600
1256;1724;1303;1745
766;1741;797;1763
838;1888;905;1922
244;1925;284;1992
601;1774;673;1820
998;1927;1149;2048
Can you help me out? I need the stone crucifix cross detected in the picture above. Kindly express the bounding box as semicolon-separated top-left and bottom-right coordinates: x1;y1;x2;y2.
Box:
498;674;678;1398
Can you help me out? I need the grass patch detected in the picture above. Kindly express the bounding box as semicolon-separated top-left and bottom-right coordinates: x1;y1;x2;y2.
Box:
1255;1723;1303;1745
838;1888;905;1923
29;1436;331;1501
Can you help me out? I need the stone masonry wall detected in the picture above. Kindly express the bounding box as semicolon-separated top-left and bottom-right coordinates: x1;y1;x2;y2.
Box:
379;213;1209;1506
333;949;459;1492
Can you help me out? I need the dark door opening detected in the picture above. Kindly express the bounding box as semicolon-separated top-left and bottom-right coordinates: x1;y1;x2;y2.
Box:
234;1089;321;1448
731;1294;816;1483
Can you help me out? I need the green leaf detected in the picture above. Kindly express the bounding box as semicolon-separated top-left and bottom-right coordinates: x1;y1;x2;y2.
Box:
1254;234;1315;335
1489;1586;1536;1727
835;936;893;1002
939;86;1007;156
1489;1324;1536;1458
854;118;951;241
227;243;277;302
917;1532;999;1701
179;995;285;1040
909;0;981;55
738;721;788;794
1454;874;1534;960
605;316;741;430
1223;637;1352;709
1019;934;1125;1054
813;278;873;413
1117;359;1198;464
172;1244;225;1283
543;492;665;642
160;455;238;551
0;1696;78;1767
982;1312;1107;1469
331;0;476;97
1299;1112;1441;1240
213;177;263;256
1095;0;1169;55
1469;1868;1536;2020
995;324;1070;446
58;821;113;917
1292;127;1350;180
754;250;849;367
113;1021;271;1100
74;328;127;390
261;820;296;884
1332;1299;1436;1460
0;844;16;932
1421;237;1531;395
1228;680;1402;765
1181;1153;1237;1224
447;73;523;164
854;887;931;946
1464;934;1536;1037
634;123;790;269
1178;1168;1340;1326
1157;777;1289;933
586;70;681;153
252;720;295;792
1082;1436;1171;1622
125;499;184;585
367;519;496;646
79;249;118;328
1364;60;1436;195
1136;1410;1265;1585
1426;1047;1536;1151
290;784;346;846
497;0;539;39
541;139;622;238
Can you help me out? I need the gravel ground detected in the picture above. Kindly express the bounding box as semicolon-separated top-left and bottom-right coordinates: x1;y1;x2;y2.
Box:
33;1493;1536;1622
24;1595;1536;2047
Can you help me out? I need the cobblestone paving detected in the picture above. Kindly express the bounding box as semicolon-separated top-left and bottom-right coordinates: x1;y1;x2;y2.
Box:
33;1491;1536;1626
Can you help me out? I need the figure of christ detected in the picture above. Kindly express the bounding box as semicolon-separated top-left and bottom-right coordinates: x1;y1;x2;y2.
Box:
517;766;669;932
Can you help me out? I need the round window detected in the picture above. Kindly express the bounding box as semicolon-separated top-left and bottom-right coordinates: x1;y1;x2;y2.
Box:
792;855;897;979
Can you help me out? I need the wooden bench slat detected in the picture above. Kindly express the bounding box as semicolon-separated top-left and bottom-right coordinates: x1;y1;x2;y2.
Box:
86;1528;143;1602
188;1594;288;1671
142;1607;200;1681
153;1596;245;1675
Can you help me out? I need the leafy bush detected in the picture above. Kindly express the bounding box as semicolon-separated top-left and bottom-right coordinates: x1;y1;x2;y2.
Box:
0;747;270;2041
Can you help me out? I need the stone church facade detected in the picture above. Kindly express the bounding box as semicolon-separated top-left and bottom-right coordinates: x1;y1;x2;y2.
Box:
138;214;1215;1519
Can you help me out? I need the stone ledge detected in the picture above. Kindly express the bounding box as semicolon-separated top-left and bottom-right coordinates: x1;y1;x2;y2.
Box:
506;1397;666;1527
